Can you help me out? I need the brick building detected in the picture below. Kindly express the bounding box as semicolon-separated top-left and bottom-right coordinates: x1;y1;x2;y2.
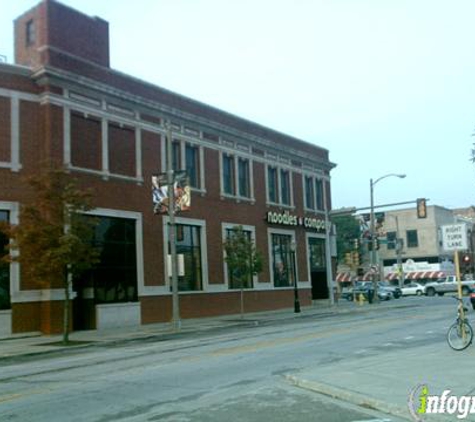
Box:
0;0;335;336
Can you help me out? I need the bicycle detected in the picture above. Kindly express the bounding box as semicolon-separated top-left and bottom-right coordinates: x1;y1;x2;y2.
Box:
447;296;473;351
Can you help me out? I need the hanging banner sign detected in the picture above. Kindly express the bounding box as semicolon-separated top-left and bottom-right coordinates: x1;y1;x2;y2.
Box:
152;171;191;214
441;224;468;251
265;211;326;232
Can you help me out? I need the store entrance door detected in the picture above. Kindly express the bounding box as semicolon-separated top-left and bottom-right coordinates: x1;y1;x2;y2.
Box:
72;278;96;331
308;237;328;300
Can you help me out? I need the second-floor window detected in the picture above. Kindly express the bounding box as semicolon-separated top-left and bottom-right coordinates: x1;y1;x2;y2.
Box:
280;170;291;206
267;166;293;206
268;166;278;203
387;231;396;250
407;230;419;248
166;139;204;191
172;141;181;171
315;179;324;211
238;158;250;198
221;154;252;199
304;175;325;211
185;144;199;188
223;155;235;195
305;176;315;210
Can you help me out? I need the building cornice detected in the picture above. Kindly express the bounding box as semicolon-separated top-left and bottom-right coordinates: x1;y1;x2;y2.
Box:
29;62;336;172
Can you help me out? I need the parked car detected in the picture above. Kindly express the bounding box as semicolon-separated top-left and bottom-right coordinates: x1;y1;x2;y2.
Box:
401;282;425;296
342;282;392;301
378;281;402;299
424;276;474;296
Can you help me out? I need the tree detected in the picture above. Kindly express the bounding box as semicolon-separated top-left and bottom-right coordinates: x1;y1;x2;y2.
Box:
332;215;361;263
0;166;99;344
223;226;263;317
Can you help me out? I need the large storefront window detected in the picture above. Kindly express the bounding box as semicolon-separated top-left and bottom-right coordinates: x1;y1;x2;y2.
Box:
271;233;294;287
225;227;253;290
84;216;138;304
0;211;10;310
174;224;202;291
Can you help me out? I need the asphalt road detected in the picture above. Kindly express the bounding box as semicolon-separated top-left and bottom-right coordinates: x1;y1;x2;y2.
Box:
0;296;460;422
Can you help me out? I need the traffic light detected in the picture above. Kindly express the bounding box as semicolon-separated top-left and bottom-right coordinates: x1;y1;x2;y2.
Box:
373;237;380;250
417;198;427;219
463;255;471;266
353;238;360;250
352;251;360;266
345;253;352;266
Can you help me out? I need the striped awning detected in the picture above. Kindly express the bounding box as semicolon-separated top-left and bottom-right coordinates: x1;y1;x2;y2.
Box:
336;272;351;282
361;271;374;281
386;271;446;280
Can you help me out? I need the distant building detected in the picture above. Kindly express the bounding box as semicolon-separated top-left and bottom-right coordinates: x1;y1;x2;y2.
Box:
0;0;335;336
380;205;472;282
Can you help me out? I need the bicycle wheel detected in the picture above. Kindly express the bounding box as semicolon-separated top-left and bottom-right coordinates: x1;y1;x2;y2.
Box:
447;320;473;351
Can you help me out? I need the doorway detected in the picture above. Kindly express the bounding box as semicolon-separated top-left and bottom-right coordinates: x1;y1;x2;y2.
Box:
308;237;328;300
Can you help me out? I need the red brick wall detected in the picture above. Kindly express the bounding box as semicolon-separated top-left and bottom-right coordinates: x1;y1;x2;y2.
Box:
71;112;102;171
15;0;109;68
108;122;135;177
0;97;11;162
12;302;40;333
141;289;312;324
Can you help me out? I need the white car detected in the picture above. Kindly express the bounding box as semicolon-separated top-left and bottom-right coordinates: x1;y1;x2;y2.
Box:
401;282;425;296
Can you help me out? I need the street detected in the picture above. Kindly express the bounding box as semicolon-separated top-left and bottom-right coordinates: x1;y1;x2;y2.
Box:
0;296;468;421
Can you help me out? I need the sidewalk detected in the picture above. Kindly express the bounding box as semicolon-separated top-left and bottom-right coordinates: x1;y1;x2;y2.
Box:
287;317;475;421
0;299;393;361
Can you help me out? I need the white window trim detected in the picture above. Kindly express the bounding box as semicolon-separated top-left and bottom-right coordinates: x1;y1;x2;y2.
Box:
266;164;294;209
162;138;206;194
0;202;19;309
101;117;109;178
303;174;315;211
0;92;26;172
267;228;297;289
303;173;327;213
64;111;144;183
85;208;145;298
220;152;254;202
222;223;258;289
162;216;209;293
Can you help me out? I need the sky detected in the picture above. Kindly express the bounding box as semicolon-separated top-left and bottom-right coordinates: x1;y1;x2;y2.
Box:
1;0;475;212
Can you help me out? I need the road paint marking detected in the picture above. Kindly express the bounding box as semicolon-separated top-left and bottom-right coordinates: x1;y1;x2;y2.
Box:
382;343;393;347
354;349;367;354
404;336;415;340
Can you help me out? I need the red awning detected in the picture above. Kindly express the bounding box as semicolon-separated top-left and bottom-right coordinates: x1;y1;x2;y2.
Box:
336;272;351;282
386;271;446;280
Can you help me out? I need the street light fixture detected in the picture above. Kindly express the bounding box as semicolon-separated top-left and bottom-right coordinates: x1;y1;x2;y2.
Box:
290;241;301;313
370;173;406;302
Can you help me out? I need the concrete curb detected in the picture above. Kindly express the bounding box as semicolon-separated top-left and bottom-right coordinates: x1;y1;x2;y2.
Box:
285;374;412;421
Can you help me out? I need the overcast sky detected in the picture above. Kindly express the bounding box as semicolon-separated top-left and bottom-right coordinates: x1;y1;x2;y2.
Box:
1;0;475;212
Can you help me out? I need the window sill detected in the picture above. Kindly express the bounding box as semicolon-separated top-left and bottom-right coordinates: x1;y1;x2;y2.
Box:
221;193;255;204
266;202;295;211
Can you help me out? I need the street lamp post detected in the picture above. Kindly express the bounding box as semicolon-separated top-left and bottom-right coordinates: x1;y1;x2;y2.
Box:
370;173;406;303
290;241;301;313
166;122;181;331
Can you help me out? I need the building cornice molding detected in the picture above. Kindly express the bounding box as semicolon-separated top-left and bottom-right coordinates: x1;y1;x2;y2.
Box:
30;65;336;172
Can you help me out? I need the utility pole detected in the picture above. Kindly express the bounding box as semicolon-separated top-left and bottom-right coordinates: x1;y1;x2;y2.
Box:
166;121;181;332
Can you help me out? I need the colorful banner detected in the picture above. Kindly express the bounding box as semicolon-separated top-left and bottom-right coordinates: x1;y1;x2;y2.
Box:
152;171;191;214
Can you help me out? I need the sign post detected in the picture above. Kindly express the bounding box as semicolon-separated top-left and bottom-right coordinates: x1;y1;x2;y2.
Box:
441;224;468;300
